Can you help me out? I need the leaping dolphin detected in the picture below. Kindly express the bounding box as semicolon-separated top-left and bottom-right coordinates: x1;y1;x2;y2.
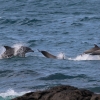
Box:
38;50;57;59
1;45;34;58
1;46;14;58
15;46;34;57
83;44;100;54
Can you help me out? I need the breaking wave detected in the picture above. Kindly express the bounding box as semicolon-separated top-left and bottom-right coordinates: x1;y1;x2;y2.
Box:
0;89;31;100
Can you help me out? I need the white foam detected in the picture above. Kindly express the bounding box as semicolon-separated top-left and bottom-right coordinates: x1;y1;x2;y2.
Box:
68;54;100;61
57;52;65;59
0;89;31;99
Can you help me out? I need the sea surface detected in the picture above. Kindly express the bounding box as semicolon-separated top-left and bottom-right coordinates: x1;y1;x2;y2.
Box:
0;0;100;99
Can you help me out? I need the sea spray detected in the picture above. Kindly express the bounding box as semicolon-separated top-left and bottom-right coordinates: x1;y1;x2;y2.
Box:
0;89;31;99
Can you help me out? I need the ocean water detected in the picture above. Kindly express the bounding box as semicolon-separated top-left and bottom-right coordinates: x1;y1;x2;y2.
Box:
0;0;100;99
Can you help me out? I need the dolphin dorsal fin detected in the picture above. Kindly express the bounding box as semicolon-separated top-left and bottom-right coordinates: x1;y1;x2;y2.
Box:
94;44;99;48
4;46;12;50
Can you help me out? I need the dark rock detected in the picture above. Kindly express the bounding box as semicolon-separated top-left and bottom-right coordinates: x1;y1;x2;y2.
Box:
12;85;94;100
91;94;100;100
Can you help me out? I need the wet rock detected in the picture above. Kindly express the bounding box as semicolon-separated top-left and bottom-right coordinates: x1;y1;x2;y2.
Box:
12;85;94;100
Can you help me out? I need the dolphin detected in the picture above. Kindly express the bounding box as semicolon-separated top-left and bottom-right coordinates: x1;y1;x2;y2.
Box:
38;50;57;59
90;50;100;55
83;44;100;54
15;46;34;57
1;46;14;58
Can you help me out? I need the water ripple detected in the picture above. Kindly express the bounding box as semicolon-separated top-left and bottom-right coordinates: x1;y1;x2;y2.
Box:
20;18;41;25
0;70;14;77
79;16;100;22
0;18;17;25
0;17;41;26
39;73;88;80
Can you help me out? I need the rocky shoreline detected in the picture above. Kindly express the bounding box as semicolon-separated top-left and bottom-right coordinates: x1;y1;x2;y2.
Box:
12;85;100;100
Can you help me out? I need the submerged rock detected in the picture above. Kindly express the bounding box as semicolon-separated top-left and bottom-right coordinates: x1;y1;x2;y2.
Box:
12;85;95;100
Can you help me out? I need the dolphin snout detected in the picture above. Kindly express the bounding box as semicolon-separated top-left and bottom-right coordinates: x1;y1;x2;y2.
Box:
30;49;34;52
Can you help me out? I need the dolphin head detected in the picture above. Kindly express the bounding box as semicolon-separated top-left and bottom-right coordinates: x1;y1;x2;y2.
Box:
21;46;34;53
15;46;34;57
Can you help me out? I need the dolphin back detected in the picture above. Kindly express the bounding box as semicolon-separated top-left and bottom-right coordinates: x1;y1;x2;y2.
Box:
84;44;100;54
39;50;57;59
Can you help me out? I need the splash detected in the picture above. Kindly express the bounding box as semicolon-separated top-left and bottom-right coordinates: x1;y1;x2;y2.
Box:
57;52;65;59
0;89;31;99
0;46;6;59
12;43;25;56
68;54;100;61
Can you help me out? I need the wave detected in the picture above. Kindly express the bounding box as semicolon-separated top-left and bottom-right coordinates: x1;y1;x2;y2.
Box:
39;73;88;80
0;89;31;100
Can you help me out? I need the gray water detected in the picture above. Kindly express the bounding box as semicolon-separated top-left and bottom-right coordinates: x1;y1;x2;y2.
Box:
0;0;100;99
